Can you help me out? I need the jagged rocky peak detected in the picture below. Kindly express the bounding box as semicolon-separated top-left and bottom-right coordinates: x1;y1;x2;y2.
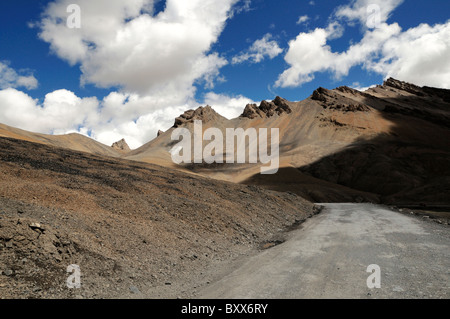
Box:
174;105;220;127
382;77;425;96
385;78;450;103
311;86;371;113
311;87;330;103
157;129;165;137
111;138;131;152
336;86;360;95
241;96;292;119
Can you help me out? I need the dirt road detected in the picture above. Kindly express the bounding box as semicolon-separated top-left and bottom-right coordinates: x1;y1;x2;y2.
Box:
198;203;449;299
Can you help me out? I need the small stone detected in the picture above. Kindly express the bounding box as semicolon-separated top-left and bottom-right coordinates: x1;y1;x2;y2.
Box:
3;269;14;276
29;222;45;231
165;282;172;286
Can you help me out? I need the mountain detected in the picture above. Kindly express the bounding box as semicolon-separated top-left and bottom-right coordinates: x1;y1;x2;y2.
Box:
111;138;131;153
125;78;450;205
0;123;122;158
1;78;448;204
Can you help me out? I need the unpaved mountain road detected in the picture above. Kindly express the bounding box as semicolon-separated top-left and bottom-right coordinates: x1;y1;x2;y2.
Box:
198;203;449;299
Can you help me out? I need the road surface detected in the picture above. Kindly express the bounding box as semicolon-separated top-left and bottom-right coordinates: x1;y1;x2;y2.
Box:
198;203;449;298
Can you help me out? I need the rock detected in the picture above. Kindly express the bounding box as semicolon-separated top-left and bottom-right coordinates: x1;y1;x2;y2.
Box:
111;139;131;152
311;87;328;102
241;104;264;119
3;269;14;276
157;130;164;137
240;97;292;119
29;222;45;232
174;106;219;127
384;78;425;96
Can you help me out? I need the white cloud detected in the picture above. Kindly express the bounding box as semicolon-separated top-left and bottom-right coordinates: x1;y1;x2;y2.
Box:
276;0;450;90
335;0;404;25
203;92;255;119
38;0;237;97
275;27;336;87
230;0;252;17
0;62;38;90
0;88;98;134
232;33;283;64
296;15;310;25
370;21;450;89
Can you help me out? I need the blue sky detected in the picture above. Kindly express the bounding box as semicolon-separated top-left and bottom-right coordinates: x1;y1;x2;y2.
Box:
0;0;449;148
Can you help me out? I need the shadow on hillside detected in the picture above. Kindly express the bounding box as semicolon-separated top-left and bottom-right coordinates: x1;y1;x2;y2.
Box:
242;91;450;205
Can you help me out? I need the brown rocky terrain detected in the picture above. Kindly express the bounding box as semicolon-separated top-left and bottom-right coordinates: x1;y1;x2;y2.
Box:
0;123;121;158
111;138;131;153
0;137;317;299
126;78;450;205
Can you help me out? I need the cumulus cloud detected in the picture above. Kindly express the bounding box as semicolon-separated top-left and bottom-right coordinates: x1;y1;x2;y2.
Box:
0;62;38;90
0;88;98;134
38;0;237;97
276;0;450;89
232;34;283;64
370;21;450;89
335;0;404;25
202;92;255;119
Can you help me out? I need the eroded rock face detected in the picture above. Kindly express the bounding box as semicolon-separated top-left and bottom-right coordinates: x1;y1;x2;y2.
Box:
174;106;219;127
240;96;292;119
383;77;425;96
311;87;371;113
111;139;131;152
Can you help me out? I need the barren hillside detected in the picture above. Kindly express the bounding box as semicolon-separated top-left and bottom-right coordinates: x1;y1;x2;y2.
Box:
127;78;450;204
0;137;316;298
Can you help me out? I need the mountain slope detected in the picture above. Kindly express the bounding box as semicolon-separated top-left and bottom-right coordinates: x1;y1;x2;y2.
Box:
127;78;450;204
0;136;316;298
0;123;122;158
